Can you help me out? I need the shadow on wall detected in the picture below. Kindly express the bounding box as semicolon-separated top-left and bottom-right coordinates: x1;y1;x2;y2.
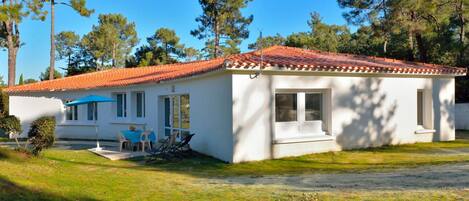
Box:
336;78;398;149
432;78;455;141
232;74;275;162
0;176;97;201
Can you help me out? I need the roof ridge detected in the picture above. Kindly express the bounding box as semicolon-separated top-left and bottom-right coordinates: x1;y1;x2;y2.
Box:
8;68;117;89
290;46;465;69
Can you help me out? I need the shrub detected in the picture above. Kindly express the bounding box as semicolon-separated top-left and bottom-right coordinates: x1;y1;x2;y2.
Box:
0;88;8;117
28;116;56;155
0;115;22;137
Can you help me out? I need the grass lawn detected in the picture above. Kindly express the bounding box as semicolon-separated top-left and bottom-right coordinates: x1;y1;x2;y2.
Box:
0;135;468;200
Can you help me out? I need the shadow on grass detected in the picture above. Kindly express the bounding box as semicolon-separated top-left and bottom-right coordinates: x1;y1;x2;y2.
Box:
0;176;97;201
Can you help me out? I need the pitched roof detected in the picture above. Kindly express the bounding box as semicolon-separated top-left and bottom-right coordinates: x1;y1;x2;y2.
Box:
6;46;466;93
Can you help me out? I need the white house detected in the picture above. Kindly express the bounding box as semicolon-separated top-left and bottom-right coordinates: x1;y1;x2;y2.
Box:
5;46;466;163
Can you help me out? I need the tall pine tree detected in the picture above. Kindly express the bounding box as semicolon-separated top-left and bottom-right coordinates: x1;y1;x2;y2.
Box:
191;0;253;58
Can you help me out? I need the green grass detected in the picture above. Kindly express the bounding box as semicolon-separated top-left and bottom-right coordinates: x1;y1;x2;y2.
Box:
0;136;468;200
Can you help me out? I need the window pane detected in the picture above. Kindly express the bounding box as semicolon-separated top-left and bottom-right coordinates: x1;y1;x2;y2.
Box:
88;103;94;120
275;94;297;122
94;103;98;121
117;94;123;117
136;93;143;117
164;98;170;127
305;93;322;121
123;94;127;117
73;106;78;120
165;128;171;136
66;101;73;120
417;91;423;125
181;95;190;129
172;96;180;128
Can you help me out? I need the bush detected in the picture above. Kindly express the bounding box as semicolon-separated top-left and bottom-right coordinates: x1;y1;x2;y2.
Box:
0;115;22;137
0;88;8;117
28;116;56;155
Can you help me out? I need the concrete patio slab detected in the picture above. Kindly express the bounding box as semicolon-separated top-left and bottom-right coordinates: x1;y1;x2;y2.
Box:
88;147;149;160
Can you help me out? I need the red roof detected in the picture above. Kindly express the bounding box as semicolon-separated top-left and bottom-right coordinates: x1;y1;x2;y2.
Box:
6;46;466;93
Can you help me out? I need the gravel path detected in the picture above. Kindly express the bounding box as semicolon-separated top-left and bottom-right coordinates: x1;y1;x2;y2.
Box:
206;163;469;191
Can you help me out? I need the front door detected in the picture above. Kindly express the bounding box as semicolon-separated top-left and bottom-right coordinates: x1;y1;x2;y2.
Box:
163;95;190;140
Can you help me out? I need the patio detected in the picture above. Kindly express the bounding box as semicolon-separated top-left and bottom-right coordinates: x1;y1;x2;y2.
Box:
0;140;151;160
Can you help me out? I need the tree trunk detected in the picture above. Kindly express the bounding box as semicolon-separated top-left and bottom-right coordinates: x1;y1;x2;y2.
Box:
49;0;56;80
213;8;220;58
4;4;19;87
415;32;427;62
112;43;116;67
407;31;415;61
7;47;17;87
458;0;465;65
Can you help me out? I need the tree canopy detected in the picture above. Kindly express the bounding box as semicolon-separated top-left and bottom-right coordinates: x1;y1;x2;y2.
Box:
82;14;138;68
191;0;253;58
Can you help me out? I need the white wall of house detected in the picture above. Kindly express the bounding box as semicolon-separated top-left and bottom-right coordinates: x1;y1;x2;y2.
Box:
9;70;457;163
9;72;234;162
455;103;469;130
231;72;455;163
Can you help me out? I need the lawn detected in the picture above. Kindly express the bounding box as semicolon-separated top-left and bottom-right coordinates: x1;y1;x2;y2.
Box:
0;135;468;200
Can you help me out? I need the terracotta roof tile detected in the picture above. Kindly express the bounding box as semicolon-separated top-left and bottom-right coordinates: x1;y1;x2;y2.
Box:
6;46;466;93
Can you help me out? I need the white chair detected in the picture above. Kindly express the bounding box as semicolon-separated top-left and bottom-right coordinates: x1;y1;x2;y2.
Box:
140;131;152;152
117;132;130;152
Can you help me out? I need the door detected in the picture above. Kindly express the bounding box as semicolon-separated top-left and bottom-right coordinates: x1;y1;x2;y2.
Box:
163;95;190;140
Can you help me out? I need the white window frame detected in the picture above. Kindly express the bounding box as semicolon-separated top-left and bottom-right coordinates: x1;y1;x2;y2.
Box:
87;102;98;121
416;89;433;131
65;100;78;121
274;89;331;139
115;93;127;118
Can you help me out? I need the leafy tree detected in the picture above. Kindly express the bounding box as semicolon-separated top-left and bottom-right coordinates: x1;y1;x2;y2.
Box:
82;14;138;68
45;0;93;81
40;67;62;81
0;75;5;87
55;31;80;68
127;28;199;67
284;13;351;53
191;0;253;58
23;78;37;84
248;34;285;50
18;74;24;85
0;0;47;86
183;47;202;61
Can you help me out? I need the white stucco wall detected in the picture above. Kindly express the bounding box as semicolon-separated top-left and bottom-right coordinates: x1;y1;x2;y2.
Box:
232;72;455;163
455;103;469;130
9;72;234;162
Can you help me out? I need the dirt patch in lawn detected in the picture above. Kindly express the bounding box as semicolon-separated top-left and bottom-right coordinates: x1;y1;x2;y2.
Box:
205;163;469;191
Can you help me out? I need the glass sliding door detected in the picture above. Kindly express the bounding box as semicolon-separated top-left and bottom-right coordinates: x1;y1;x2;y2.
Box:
163;95;190;140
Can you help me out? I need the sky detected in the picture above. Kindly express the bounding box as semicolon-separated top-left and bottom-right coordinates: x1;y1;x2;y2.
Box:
0;0;352;82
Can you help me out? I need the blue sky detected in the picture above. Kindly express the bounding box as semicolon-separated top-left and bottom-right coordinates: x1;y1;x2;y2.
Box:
0;0;352;82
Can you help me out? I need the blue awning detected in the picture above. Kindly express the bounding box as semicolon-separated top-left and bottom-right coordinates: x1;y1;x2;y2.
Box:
65;95;115;106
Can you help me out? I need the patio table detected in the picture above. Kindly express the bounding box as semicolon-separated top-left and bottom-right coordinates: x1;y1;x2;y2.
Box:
121;130;157;144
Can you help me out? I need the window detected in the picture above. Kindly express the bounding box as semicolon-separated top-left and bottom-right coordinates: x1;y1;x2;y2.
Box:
305;93;322;121
65;101;78;121
417;90;424;126
181;95;190;129
275;94;297;122
87;103;98;121
136;92;145;118
116;93;127;118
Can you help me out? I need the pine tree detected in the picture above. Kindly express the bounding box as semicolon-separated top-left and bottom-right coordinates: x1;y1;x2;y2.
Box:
18;74;24;85
191;0;253;58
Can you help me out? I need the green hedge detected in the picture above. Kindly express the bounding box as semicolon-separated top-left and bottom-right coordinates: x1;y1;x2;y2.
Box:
28;116;56;155
0;88;8;117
